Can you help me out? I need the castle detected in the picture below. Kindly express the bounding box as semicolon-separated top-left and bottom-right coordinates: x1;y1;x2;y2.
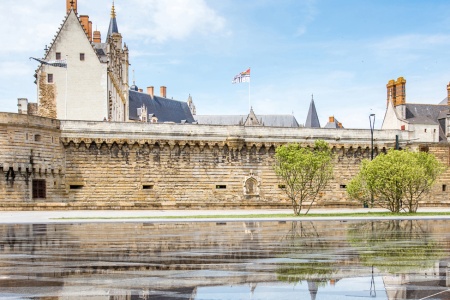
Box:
2;1;450;210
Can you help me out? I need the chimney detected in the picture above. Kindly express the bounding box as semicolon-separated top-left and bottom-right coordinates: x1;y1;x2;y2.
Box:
93;30;101;43
160;86;167;98
329;116;335;123
395;77;406;106
147;86;154;97
338;122;343;128
80;15;90;37
66;0;77;14
138;88;143;93
17;98;28;115
447;82;450;106
88;21;93;42
386;79;396;108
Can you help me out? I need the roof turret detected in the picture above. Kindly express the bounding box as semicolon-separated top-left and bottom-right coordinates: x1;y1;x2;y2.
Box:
305;94;321;128
107;1;119;37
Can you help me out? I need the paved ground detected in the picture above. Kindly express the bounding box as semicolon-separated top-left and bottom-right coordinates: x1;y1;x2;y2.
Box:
1;207;450;223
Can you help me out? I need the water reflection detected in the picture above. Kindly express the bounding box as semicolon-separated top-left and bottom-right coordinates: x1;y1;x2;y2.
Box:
0;220;449;299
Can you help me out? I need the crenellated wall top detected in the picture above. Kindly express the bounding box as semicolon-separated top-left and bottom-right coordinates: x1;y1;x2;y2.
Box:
60;119;408;149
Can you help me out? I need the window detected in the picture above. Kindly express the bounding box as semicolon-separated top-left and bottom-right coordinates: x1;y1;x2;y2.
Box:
32;180;46;199
34;134;42;142
70;185;83;190
80;53;85;61
56;52;61;60
216;185;227;189
278;184;286;189
340;184;347;189
443;185;447;192
419;146;429;153
143;185;154;190
47;74;53;83
424;129;427;133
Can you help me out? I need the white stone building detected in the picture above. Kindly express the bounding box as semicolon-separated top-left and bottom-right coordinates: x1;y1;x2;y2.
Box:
33;0;129;122
381;77;450;143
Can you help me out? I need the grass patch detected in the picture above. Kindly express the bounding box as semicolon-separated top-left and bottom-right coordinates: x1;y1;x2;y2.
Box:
53;211;450;221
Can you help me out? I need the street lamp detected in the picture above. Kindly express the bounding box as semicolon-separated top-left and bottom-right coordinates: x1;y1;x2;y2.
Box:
369;114;375;160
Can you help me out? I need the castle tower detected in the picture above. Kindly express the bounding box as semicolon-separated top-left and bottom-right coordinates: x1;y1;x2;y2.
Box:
66;0;77;14
447;82;450;106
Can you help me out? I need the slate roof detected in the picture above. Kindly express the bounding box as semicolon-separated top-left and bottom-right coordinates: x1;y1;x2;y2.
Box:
401;103;449;141
305;98;321;128
195;114;300;127
129;90;195;123
404;104;448;124
324;118;344;129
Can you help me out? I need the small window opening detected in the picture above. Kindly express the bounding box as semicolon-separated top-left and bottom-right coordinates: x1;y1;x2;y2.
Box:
424;129;427;133
143;185;154;190
70;185;83;190
443;185;447;192
419;146;429;153
340;184;347;189
278;184;286;189
216;185;227;189
35;134;42;142
47;74;53;83
216;222;227;226
56;52;61;60
32;179;46;199
80;53;85;61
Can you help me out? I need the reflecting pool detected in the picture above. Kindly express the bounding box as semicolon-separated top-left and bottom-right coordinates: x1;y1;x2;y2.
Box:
0;219;449;299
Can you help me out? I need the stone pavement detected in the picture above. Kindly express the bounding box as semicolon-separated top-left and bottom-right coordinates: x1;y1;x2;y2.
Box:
1;207;450;224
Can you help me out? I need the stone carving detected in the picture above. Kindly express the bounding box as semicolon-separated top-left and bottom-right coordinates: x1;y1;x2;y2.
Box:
243;170;261;196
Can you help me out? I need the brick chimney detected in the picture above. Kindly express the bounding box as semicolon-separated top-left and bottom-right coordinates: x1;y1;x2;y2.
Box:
66;0;77;14
80;15;90;40
147;86;154;97
160;86;167;98
93;30;101;43
88;21;93;42
138;88;143;93
447;82;450;106
329;116;335;123
395;77;406;106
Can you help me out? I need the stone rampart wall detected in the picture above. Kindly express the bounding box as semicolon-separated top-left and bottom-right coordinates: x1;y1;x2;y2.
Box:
1;113;449;210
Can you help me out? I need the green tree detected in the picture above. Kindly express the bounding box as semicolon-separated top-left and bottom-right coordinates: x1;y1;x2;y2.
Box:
274;140;334;215
347;149;444;213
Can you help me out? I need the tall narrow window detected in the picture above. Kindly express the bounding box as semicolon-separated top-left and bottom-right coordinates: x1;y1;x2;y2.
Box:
56;52;61;60
47;74;53;83
32;180;46;199
80;53;85;61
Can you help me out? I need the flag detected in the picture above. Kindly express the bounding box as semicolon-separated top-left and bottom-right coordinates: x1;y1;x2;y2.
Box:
232;68;250;84
30;57;67;68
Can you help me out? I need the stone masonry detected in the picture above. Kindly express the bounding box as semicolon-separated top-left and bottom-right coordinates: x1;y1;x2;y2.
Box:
1;112;449;210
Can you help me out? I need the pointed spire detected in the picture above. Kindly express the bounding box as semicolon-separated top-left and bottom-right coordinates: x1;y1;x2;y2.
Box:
305;94;321;128
107;1;119;37
111;1;116;18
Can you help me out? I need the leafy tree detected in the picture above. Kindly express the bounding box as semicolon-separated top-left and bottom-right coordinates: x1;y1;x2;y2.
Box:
274;140;334;215
348;220;443;273
347;149;444;213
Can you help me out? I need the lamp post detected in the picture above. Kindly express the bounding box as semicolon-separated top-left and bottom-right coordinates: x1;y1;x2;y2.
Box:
369;114;375;160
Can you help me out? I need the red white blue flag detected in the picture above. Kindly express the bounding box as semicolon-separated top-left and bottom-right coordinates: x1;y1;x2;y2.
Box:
232;68;250;84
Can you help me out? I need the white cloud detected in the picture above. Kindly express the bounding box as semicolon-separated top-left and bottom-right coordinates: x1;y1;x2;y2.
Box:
121;0;227;43
295;0;317;36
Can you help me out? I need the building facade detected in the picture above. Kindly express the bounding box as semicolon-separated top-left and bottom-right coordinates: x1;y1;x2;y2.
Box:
33;0;129;122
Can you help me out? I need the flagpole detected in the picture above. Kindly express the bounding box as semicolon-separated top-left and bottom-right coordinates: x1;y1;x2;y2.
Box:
248;79;251;110
248;67;251;110
65;55;68;119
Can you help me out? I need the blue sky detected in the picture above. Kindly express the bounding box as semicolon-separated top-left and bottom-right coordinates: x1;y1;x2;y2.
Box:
1;0;450;128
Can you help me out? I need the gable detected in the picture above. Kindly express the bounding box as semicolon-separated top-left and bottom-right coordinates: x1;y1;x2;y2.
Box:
41;10;103;66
